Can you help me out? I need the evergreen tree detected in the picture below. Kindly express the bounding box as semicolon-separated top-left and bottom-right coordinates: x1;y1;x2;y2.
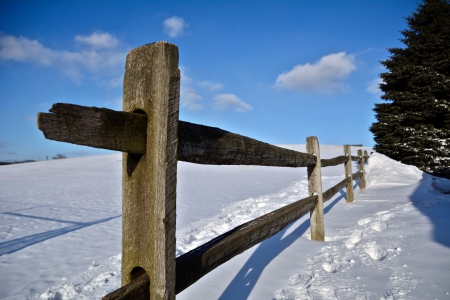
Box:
370;0;450;177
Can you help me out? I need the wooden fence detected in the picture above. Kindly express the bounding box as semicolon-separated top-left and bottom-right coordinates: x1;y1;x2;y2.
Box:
37;41;369;300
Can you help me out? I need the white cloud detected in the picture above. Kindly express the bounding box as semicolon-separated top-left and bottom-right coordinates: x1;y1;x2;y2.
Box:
74;32;119;49
180;67;203;111
213;94;252;112
182;87;203;111
198;81;224;91
366;78;383;94
0;32;127;83
163;16;188;38
0;34;53;65
274;52;356;94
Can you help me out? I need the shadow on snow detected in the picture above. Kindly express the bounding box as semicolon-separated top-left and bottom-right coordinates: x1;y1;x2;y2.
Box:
409;173;450;248
218;190;347;300
0;214;121;256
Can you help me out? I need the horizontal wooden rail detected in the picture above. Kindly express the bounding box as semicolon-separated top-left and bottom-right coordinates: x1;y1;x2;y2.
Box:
351;155;361;162
352;170;363;180
38;103;148;154
103;195;318;299
102;272;150;300
322;176;351;202
38;103;316;167
320;155;347;167
178;121;316;167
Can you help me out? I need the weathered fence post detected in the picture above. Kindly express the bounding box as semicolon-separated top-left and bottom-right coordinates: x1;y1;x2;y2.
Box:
358;149;366;189
344;145;354;203
306;136;324;241
363;150;369;164
122;42;180;299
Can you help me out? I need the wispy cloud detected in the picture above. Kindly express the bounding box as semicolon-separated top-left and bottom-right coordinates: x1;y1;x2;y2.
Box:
274;52;356;94
180;67;203;111
0;141;15;155
213;94;252;112
198;81;224;91
74;32;119;49
366;78;383;95
105;96;122;109
0;141;12;148
102;75;123;88
26;116;36;122
0;31;127;84
163;16;188;38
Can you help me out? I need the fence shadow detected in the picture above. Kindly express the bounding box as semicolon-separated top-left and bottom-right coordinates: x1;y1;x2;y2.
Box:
409;173;450;248
0;214;121;256
218;192;345;300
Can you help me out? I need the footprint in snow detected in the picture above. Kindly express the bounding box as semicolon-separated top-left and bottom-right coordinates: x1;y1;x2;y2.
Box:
322;259;341;273
345;230;363;249
363;241;387;261
358;217;373;226
370;221;387;232
378;212;395;221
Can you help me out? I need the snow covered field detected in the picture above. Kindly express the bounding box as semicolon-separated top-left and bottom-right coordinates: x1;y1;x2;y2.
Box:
0;145;449;300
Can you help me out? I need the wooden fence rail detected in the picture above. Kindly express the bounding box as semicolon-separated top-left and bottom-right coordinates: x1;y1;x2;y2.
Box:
38;103;316;168
36;41;370;300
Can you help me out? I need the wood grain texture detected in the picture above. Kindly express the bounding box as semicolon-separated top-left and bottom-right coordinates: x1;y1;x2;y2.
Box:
103;272;150;300
322;176;351;203
320;155;347;167
358;150;366;189
38;103;147;154
121;41;179;300
38;105;316;167
178;121;316;167
306;136;324;242
344;145;355;203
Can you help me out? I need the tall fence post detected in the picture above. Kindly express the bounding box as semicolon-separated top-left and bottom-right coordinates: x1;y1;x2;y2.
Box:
358;149;366;190
122;42;180;299
306;136;324;241
344;145;354;203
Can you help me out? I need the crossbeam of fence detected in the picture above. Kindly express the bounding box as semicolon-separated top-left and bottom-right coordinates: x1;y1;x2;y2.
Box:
36;41;369;300
38;104;316;168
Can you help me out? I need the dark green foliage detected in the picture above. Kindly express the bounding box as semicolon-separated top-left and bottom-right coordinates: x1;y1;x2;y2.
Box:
370;0;450;175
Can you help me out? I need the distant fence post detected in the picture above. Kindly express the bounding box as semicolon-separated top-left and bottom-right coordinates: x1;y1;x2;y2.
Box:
122;42;180;299
344;145;354;203
358;149;366;189
306;136;324;241
363;150;369;164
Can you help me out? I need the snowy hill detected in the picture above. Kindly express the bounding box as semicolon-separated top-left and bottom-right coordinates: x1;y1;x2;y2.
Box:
0;145;449;299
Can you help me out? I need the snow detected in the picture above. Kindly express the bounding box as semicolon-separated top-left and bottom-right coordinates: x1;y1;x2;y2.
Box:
1;145;449;299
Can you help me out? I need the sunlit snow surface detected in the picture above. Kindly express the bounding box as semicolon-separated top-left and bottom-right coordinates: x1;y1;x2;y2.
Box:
1;145;449;299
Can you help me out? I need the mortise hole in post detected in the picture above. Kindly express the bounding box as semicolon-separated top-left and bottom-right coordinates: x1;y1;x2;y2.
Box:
131;266;148;280
126;109;147;177
133;109;146;115
130;267;150;298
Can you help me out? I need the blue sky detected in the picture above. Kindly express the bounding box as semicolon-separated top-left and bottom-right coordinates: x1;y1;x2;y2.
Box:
0;0;418;161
